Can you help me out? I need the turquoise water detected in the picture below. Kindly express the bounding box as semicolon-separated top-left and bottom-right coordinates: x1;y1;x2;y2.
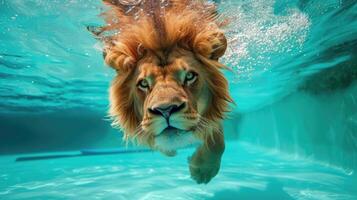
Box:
1;0;357;199
1;142;356;199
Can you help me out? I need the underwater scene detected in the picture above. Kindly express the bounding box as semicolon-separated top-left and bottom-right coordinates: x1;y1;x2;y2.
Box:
0;0;357;199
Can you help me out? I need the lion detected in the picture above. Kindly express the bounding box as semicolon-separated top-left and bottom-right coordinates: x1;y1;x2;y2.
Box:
91;0;232;184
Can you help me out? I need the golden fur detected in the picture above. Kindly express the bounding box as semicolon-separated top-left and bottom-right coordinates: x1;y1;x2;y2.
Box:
92;0;232;183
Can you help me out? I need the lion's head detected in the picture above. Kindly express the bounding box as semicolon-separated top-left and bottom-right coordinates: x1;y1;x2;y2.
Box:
94;0;232;155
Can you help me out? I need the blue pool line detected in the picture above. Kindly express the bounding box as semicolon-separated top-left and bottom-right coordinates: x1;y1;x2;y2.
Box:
15;148;153;162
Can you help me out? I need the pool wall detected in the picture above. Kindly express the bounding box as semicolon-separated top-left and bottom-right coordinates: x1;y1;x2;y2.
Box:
236;81;357;170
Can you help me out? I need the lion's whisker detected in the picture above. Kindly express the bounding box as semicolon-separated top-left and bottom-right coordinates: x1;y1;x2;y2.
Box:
196;114;224;145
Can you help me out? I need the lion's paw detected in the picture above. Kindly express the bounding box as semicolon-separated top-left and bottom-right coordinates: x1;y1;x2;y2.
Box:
188;155;221;184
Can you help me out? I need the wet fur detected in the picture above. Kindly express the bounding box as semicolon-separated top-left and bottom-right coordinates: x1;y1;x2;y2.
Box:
93;0;232;183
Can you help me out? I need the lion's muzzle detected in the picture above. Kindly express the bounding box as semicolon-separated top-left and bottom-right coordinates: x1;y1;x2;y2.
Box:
149;102;186;123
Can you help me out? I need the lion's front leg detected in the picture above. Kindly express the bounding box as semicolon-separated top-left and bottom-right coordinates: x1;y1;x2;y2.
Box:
188;130;225;184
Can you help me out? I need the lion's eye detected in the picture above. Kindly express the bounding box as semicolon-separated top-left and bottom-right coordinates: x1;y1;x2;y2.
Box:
137;79;149;91
185;71;198;85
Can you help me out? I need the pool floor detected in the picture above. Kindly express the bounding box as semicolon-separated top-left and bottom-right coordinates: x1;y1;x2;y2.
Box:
0;141;356;200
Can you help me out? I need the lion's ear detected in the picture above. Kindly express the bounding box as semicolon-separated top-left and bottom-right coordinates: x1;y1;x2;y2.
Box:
194;31;227;60
103;42;137;72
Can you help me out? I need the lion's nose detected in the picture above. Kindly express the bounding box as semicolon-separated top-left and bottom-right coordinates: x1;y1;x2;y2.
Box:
149;103;186;119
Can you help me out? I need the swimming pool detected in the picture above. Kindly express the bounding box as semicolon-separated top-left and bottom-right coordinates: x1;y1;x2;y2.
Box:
1;0;356;199
1;142;356;199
